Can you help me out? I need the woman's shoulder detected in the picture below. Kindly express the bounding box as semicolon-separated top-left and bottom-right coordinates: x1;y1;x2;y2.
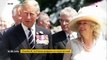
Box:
70;38;79;43
67;38;79;47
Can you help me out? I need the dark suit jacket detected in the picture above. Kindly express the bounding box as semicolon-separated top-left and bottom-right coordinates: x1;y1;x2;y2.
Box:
0;32;2;40
0;24;52;60
52;31;68;60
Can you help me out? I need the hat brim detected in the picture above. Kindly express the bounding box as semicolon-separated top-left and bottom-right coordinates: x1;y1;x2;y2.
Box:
68;16;102;32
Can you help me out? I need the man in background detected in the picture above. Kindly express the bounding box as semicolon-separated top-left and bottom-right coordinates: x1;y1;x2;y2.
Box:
0;18;7;34
2;4;22;33
12;4;22;26
37;12;51;30
52;7;78;60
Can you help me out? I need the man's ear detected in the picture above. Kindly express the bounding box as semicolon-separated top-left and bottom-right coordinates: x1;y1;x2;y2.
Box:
37;21;43;26
39;21;43;25
19;16;22;20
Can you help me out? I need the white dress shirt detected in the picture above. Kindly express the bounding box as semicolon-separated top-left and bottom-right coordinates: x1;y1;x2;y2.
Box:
66;32;77;40
21;23;36;43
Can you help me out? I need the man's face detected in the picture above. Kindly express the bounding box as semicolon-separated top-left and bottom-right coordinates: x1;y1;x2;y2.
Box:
60;15;71;32
12;8;21;25
0;21;7;31
42;16;51;29
20;4;39;28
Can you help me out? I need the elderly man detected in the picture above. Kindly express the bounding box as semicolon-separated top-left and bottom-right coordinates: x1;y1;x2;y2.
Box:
0;0;52;60
0;19;7;34
37;12;51;30
52;7;78;60
2;4;22;34
12;4;22;26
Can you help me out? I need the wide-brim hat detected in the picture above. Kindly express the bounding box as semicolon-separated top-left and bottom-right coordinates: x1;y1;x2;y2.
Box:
68;6;105;32
68;15;102;32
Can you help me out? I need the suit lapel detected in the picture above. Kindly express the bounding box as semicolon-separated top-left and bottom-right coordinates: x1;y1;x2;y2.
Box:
60;31;68;48
14;24;31;59
62;39;68;48
15;24;30;49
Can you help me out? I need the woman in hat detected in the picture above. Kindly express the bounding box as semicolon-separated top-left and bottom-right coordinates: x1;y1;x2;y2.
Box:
63;6;106;60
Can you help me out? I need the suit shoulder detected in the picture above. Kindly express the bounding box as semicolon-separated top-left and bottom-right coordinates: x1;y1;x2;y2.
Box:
3;24;21;35
4;26;14;34
52;31;66;42
36;25;51;34
0;32;2;39
52;31;65;37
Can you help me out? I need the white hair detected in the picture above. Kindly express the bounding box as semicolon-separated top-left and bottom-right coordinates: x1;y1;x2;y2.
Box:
22;0;40;14
60;7;77;18
12;4;21;16
38;12;49;21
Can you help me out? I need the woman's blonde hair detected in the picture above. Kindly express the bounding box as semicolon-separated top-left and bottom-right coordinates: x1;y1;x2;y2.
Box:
77;21;101;40
90;22;101;40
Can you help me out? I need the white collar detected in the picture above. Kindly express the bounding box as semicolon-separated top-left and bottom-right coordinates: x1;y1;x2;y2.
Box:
21;23;35;31
21;23;35;40
66;32;77;40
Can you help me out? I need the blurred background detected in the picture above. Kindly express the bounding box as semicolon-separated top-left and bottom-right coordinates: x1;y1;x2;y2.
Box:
0;0;106;32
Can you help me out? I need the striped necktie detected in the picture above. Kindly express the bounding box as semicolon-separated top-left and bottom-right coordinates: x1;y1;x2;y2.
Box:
67;35;70;40
28;28;35;49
